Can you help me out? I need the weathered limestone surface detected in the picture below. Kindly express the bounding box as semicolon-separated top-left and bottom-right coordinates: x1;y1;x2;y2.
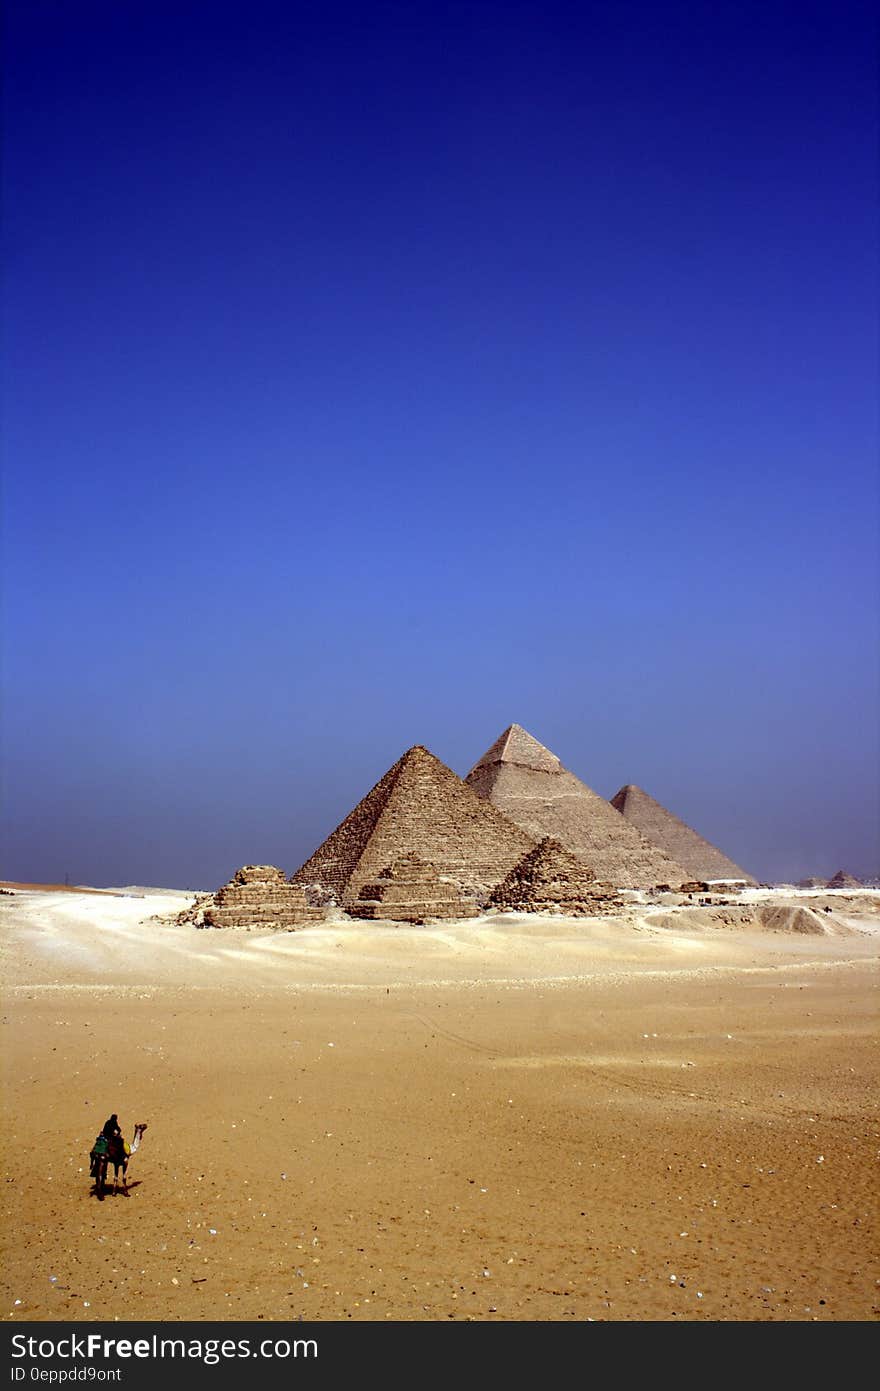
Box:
490;838;623;915
291;745;535;905
351;852;478;923
467;725;691;889
610;783;755;884
180;865;322;929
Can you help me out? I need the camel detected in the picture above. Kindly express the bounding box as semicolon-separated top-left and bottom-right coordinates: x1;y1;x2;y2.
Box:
91;1122;148;1198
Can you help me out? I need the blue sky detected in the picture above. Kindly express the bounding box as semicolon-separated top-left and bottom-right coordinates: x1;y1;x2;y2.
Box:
2;0;877;887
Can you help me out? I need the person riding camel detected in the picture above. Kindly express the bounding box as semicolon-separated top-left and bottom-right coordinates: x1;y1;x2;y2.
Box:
102;1113;121;1141
91;1114;121;1174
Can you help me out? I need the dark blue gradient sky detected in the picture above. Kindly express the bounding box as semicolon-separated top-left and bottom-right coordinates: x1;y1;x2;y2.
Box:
3;0;878;888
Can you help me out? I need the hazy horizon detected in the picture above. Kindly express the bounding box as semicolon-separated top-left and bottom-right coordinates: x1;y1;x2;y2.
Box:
3;1;878;890
2;720;877;891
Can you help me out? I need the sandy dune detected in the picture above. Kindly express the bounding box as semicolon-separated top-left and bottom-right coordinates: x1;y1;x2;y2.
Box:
1;886;878;1322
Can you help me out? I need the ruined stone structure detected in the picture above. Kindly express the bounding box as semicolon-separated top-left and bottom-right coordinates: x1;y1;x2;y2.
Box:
350;852;478;923
291;744;536;907
466;725;690;888
490;838;623;915
797;877;827;889
610;783;755;884
181;865;321;929
826;869;862;889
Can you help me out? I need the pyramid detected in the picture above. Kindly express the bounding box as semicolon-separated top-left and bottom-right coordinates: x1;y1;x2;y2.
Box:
490;838;622;915
179;865;322;929
610;784;755;884
291;745;535;905
466;725;691;888
826;869;861;889
350;852;478;923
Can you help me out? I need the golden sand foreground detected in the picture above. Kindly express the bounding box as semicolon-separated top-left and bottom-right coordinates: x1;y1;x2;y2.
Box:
1;887;878;1322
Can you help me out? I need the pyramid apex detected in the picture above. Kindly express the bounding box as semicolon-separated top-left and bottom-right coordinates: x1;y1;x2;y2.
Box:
611;784;641;811
468;723;562;775
393;744;438;765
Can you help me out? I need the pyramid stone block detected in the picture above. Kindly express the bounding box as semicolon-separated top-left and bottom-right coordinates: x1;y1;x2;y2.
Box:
466;725;690;888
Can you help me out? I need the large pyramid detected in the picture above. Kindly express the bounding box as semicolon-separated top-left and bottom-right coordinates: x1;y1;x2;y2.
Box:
291;744;535;905
610;784;755;884
465;724;691;888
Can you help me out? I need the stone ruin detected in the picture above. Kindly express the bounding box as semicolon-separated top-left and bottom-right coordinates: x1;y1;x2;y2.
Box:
489;837;623;916
179;865;325;930
349;852;478;924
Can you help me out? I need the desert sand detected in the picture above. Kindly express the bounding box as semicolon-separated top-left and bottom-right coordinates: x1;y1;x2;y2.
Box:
1;884;878;1322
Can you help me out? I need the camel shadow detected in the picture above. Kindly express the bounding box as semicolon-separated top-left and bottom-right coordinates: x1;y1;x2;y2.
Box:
90;1179;143;1201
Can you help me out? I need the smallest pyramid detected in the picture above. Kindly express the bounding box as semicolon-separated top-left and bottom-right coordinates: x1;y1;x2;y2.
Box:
611;784;755;884
351;853;478;924
181;865;323;929
826;869;861;889
490;838;623;916
797;876;827;889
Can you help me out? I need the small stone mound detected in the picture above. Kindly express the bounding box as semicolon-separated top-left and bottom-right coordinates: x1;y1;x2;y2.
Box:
350;852;478;924
180;865;323;929
756;904;851;936
490;837;623;915
826;870;862;889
